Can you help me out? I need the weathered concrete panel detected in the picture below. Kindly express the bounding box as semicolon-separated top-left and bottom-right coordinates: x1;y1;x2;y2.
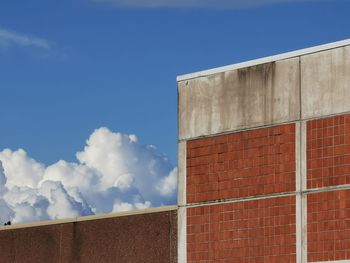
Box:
178;58;300;140
301;45;350;119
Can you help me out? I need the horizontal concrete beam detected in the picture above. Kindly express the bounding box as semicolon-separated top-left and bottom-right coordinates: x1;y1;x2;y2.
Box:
179;183;350;209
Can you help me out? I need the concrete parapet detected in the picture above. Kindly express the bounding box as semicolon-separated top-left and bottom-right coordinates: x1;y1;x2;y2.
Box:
301;45;350;119
178;58;300;140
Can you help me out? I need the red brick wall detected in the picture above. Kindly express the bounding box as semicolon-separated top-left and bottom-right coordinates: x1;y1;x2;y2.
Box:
186;115;350;262
187;196;296;263
307;189;350;262
307;114;350;189
187;124;296;203
306;114;350;261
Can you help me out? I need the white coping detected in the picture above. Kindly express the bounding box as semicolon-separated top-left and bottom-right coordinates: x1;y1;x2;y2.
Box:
0;205;177;231
177;38;350;82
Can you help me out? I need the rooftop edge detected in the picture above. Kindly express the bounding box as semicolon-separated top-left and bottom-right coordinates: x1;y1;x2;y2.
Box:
0;205;177;231
177;38;350;82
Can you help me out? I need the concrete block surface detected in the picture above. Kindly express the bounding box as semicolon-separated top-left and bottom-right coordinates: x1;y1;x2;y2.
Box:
178;58;300;140
301;45;350;119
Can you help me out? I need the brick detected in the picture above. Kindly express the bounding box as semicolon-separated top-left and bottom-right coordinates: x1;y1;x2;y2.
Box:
307;189;350;262
187;124;296;203
187;196;296;262
307;114;350;189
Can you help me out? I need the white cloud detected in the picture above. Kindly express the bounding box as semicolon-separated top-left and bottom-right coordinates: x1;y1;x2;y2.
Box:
156;168;177;196
0;199;14;224
0;149;45;189
0;127;177;225
93;0;314;8
0;162;7;195
0;27;51;50
112;200;151;212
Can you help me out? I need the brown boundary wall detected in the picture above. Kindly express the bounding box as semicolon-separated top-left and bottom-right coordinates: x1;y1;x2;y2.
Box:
0;206;177;263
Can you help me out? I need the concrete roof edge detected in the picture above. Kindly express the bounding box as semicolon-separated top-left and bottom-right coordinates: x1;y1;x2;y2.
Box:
0;205;178;231
176;38;350;82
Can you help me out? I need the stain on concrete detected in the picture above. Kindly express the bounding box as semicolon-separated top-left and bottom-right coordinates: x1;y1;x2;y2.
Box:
179;58;300;140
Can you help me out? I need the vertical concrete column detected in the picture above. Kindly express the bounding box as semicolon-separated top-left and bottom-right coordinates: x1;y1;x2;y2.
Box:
301;121;308;263
177;207;186;263
297;121;308;263
296;121;302;263
178;141;186;207
177;141;187;263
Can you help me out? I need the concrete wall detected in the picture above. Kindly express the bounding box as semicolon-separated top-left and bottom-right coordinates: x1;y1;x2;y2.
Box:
178;58;300;140
178;40;350;263
178;42;350;142
0;206;177;263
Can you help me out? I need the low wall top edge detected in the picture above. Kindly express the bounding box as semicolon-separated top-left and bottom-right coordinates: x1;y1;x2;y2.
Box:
0;205;178;231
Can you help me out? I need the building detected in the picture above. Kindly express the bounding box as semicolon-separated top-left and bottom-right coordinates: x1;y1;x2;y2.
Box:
1;39;350;262
177;39;350;263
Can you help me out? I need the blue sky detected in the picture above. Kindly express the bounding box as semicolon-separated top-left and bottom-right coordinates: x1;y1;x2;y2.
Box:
0;0;350;224
0;0;349;166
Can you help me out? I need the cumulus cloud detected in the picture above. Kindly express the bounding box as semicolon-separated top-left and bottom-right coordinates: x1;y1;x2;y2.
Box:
156;168;177;196
0;127;177;225
93;0;314;8
0;27;51;50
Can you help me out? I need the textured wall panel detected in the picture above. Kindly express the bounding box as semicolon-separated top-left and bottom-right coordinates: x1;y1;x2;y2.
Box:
186;124;296;204
1;224;62;263
301;45;350;119
0;210;177;263
187;196;296;262
178;58;300;140
307;114;350;189
307;190;350;262
74;212;177;263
